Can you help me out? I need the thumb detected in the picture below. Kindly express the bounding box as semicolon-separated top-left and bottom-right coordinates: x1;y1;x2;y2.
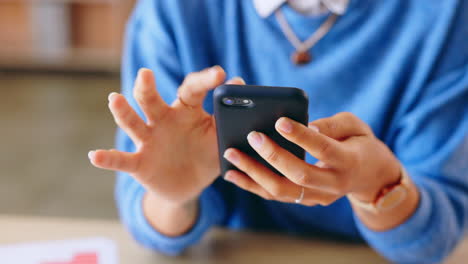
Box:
308;112;371;140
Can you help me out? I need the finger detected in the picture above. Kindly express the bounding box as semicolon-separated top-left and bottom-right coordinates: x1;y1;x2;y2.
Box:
108;92;149;144
225;77;246;85
177;65;226;107
224;148;310;201
302;188;340;207
275;118;348;166
88;149;139;173
308;112;371;140
244;130;338;188
225;169;339;206
224;170;275;201
133;68;169;123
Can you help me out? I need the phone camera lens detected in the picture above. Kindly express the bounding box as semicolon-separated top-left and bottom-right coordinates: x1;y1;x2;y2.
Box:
223;98;234;105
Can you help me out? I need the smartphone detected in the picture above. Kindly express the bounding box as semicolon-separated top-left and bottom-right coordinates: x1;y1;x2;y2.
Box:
213;84;309;177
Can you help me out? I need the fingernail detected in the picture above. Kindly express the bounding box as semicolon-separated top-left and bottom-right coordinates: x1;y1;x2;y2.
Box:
232;77;245;84
224;171;236;183
138;68;146;75
108;92;118;102
137;69;145;83
209;65;221;75
247;131;263;149
277;118;293;133
88;150;96;160
224;149;239;165
309;125;320;133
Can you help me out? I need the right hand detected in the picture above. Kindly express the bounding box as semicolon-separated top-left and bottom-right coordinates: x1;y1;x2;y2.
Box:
88;66;244;207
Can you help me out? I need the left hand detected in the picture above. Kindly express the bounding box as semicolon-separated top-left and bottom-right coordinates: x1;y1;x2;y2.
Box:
223;112;402;206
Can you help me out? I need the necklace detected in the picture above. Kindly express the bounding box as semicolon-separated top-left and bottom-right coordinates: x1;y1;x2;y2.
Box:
275;9;338;65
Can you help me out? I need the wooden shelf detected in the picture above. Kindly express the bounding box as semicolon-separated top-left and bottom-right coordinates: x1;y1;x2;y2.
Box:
0;0;135;72
0;47;120;72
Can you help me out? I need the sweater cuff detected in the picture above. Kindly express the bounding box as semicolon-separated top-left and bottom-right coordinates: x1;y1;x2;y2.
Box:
133;186;225;256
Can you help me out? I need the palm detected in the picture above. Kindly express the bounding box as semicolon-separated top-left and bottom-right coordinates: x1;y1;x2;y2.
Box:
135;108;219;203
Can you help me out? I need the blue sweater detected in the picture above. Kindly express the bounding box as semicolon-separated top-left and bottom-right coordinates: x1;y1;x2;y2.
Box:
115;0;468;263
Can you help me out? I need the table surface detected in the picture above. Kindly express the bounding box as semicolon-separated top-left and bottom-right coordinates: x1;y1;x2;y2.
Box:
0;215;466;264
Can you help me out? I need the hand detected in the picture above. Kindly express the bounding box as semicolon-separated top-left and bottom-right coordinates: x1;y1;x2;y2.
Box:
88;66;245;207
222;112;401;206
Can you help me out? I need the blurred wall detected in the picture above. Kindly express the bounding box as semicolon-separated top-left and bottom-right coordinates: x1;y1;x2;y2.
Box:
0;0;136;72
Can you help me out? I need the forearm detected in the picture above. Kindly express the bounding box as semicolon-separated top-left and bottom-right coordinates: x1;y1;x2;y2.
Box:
117;174;227;255
143;192;199;237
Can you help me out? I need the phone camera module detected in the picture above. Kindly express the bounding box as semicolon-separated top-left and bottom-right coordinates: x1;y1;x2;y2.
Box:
236;98;252;106
222;97;253;107
222;97;234;105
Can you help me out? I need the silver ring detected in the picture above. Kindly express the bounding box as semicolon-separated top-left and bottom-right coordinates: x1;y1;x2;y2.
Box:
295;187;305;204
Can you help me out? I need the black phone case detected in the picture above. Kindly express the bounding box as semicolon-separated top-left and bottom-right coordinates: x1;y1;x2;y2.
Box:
213;84;309;177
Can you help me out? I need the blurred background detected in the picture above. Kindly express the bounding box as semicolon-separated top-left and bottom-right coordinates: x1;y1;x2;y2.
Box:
0;0;137;219
0;2;466;264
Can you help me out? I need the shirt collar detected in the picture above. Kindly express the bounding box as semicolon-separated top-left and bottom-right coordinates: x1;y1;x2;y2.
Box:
252;0;349;18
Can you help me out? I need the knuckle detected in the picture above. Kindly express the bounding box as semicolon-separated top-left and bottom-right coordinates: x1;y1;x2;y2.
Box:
126;117;139;130
108;153;118;169
337;111;354;120
342;111;355;118
295;171;310;186
293;125;309;141
265;149;280;163
180;83;196;100
241;160;255;174
346;113;362;126
317;141;332;158
361;122;373;135
269;184;284;198
149;93;162;105
324;119;338;133
144;94;158;106
341;112;363;127
135;89;156;105
116;109;130;125
182;74;201;89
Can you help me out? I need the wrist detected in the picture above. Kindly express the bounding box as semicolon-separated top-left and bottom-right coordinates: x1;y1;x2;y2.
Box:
351;172;420;231
143;192;199;237
348;164;417;218
144;191;198;214
350;158;402;203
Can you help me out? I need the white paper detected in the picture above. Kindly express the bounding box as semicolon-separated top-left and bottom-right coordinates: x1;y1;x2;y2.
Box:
0;237;118;264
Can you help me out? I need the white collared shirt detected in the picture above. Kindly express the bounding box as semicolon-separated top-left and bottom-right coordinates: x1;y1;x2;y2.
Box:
252;0;349;17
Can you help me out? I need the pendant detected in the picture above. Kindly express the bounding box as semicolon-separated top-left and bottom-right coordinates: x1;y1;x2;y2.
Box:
292;51;312;65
